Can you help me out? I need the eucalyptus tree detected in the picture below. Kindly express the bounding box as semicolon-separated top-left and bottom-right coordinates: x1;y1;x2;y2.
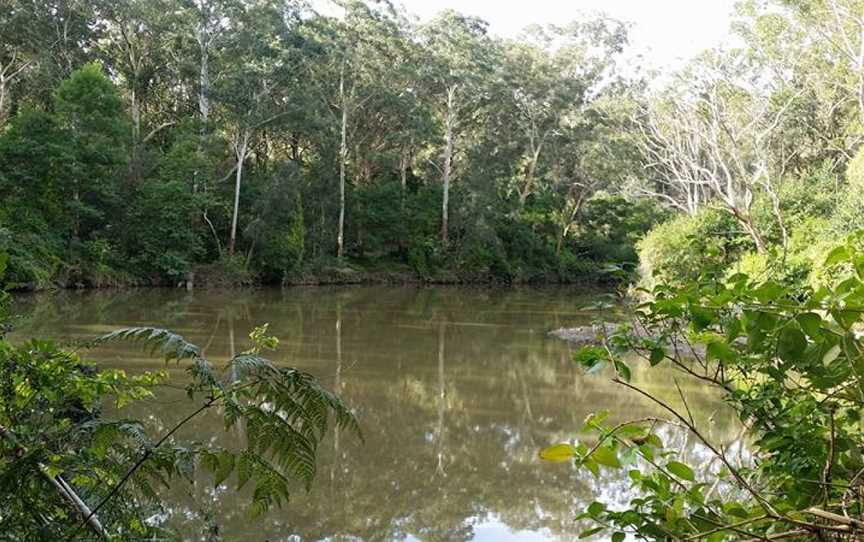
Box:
212;0;297;257
501;18;628;213
304;0;411;259
776;0;864;130
100;0;175;144
183;0;232;124
419;11;498;245
638;51;802;253
731;0;858;172
0;0;100;124
99;0;183;186
0;9;35;128
387;35;436;203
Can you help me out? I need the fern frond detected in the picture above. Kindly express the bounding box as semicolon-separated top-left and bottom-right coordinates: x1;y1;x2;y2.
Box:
88;327;220;388
89;327;203;362
225;353;276;382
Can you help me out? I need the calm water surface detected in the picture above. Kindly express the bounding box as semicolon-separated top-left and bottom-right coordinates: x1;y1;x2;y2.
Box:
12;286;738;542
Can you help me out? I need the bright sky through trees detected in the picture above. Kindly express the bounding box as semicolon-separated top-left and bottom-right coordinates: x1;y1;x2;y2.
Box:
394;0;738;70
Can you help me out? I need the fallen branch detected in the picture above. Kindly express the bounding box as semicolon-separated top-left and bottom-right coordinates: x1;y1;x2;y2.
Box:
0;425;108;539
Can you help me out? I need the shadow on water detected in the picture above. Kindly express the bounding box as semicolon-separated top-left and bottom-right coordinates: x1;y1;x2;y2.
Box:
11;286;742;541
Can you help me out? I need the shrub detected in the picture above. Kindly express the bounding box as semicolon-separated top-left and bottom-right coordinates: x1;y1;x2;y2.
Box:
726;217;835;290
257;196;305;283
543;236;864;540
637;207;749;289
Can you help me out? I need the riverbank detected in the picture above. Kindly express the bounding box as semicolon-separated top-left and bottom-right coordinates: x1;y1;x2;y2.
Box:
9;258;625;291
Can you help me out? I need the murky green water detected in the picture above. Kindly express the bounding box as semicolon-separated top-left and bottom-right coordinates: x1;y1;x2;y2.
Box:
11;286;739;541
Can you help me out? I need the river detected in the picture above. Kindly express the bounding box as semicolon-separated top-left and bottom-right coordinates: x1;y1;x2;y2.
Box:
11;286;739;541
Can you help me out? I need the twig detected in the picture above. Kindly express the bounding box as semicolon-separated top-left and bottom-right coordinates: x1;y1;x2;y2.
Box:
683;514;769;541
674;378;695;427
582;416;675;460
611;376;783;519
805;507;864;530
742;530;809;541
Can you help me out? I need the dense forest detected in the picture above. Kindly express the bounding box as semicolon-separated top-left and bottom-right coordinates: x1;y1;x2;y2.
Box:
0;0;669;289
4;1;864;291
9;0;864;540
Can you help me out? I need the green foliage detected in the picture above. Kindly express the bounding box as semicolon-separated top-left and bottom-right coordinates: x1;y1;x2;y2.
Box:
728;217;837;290
544;236;864;540
637;207;748;289
0;319;358;540
0;1;647;289
575;194;668;266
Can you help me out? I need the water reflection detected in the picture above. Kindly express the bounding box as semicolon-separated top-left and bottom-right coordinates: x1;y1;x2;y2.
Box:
11;287;741;541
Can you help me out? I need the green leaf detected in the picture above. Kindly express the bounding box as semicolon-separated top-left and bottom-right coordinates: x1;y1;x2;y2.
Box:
214;450;235;487
690;306;715;331
583;458;600;477
645;434;663;448
539;443;577;463
573;346;606;369
825;245;850;266
612;532;626;542
639;443;654;461
725;317;742;341
591;446;621;469
796;313;822;340
649;347;665;366
752;281;786;302
613;360;631;382
666;461;695;481
587;501;606;516
579;527;604;539
823;344;842;365
707;340;736;363
777;325;807;364
832;310;860;330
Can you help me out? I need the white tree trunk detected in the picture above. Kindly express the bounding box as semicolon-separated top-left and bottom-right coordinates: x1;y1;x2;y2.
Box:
337;64;348;260
518;142;543;211
130;87;141;141
197;26;210;123
441;85;456;245
228;131;249;256
0;75;7;128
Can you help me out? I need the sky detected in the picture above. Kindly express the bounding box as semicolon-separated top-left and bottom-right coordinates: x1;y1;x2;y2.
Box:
393;0;740;71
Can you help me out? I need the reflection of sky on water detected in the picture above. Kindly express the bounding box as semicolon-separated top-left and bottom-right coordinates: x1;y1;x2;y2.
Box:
471;516;554;542
11;286;743;541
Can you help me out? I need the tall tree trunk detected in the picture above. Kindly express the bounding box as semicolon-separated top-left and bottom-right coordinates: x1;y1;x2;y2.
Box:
556;188;588;257
197;27;210;124
441;85;456;245
337;63;348;260
130;87;141;142
72;184;80;241
228;131;249;257
130;86;141;184
0;74;7;128
0;426;108;539
0;56;32;129
518;136;543;211
740;214;767;254
400;147;409;198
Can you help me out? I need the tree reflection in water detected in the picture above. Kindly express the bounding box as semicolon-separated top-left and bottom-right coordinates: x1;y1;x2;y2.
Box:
11;287;743;541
